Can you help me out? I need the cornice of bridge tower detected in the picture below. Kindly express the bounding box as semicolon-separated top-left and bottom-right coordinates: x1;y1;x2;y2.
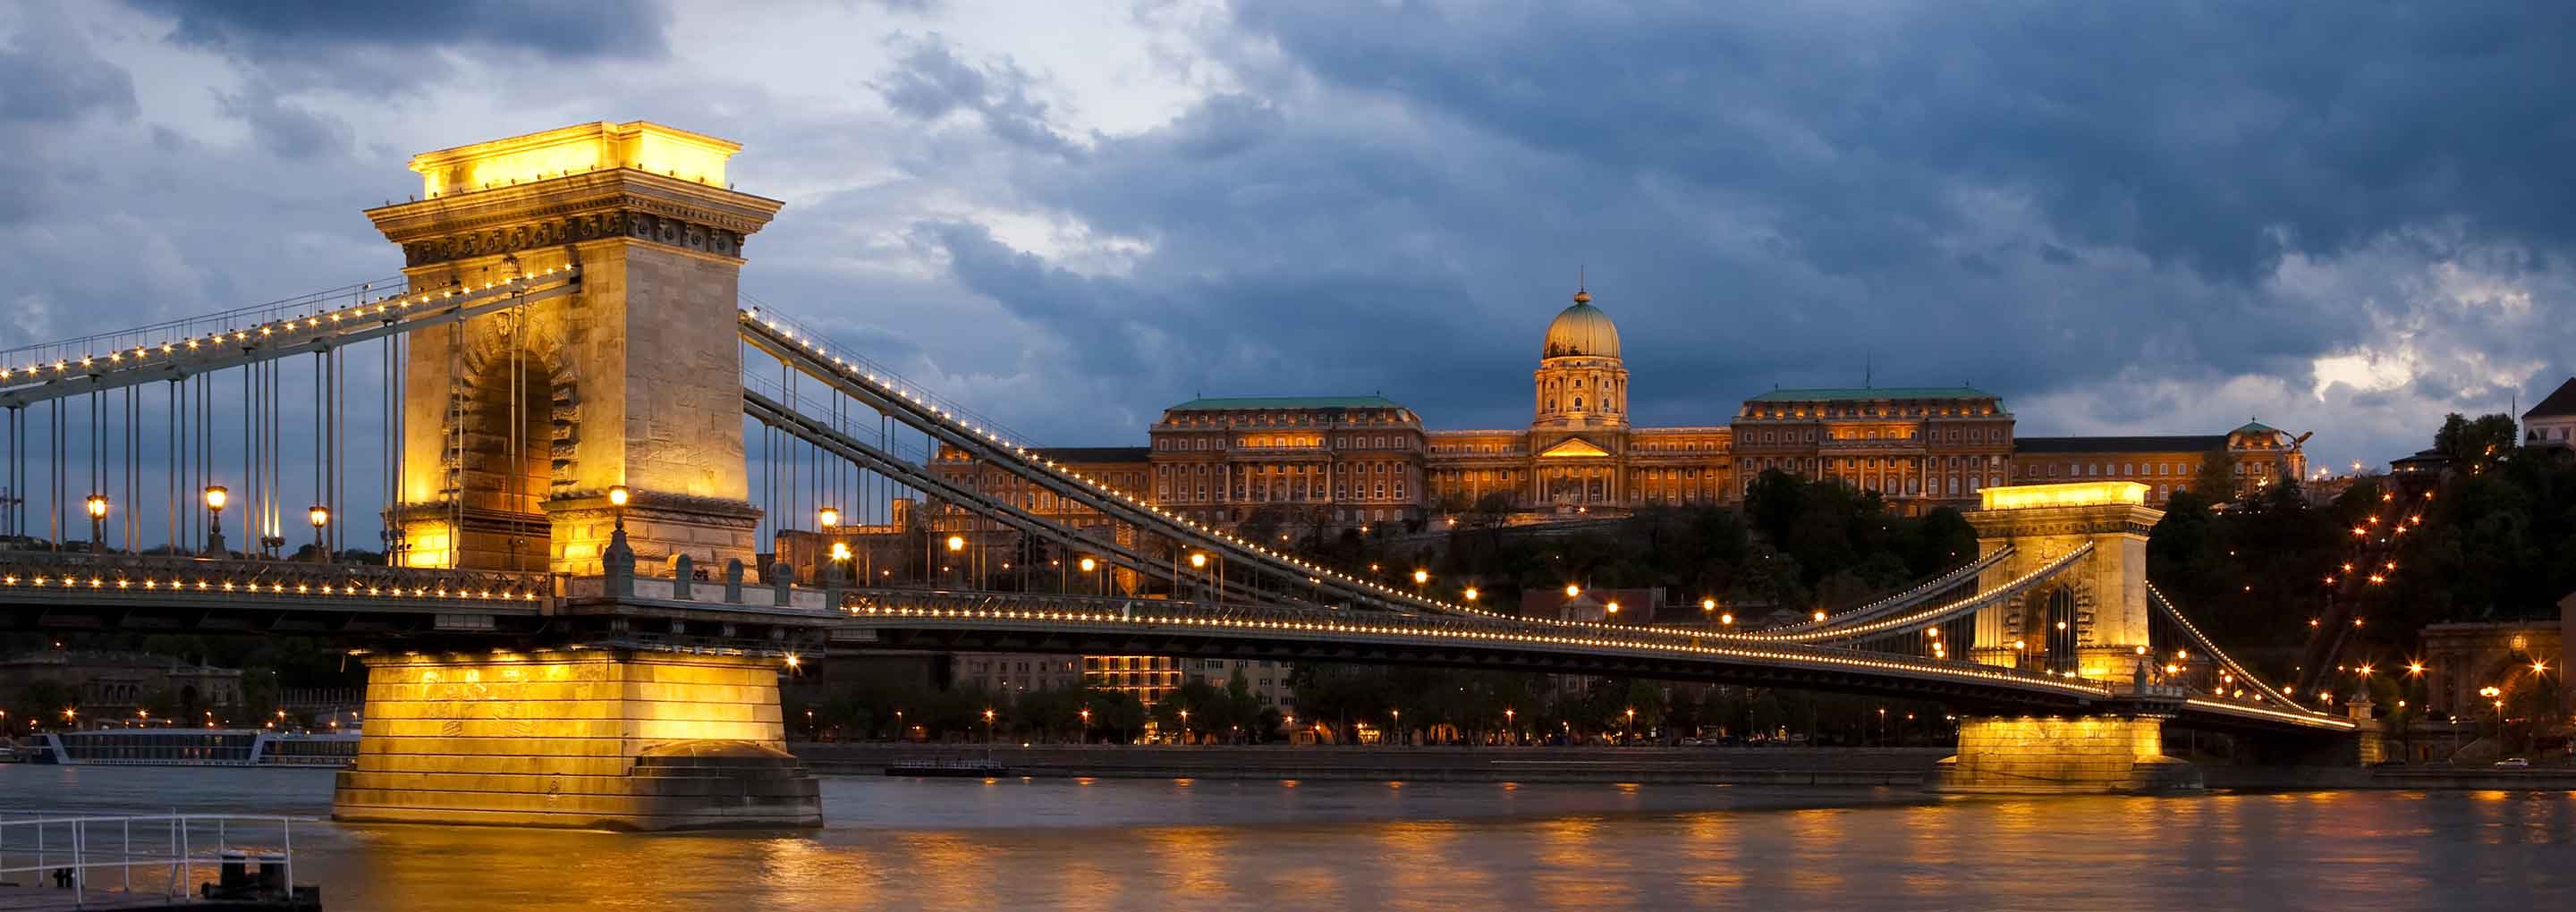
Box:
366;122;784;271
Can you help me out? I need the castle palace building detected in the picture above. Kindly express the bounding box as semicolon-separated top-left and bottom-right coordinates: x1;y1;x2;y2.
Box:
929;287;2309;536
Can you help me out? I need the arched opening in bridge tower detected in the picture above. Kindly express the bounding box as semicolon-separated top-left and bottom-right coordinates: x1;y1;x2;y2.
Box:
451;345;558;571
2042;586;2080;674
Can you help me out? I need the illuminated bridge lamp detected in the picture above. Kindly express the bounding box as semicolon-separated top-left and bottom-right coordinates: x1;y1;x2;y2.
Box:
1813;610;1827;623
1564;583;1580;599
84;494;107;554
817;506;841;529
1700;597;1716;613
1188;553;1207;570
607;485;630;533
201;486;229;556
1463;587;1479;603
946;535;965;553
308;504;331;563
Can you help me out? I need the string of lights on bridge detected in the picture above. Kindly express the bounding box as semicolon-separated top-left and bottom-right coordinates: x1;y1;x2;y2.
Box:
0;267;575;383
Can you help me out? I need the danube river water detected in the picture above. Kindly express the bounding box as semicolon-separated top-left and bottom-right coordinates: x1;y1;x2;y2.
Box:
4;764;2572;910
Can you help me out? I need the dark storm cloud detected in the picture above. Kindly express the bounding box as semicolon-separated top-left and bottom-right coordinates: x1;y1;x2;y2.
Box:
219;81;354;159
0;20;138;122
126;0;670;60
1237;3;2576;284
877;34;1080;156
0;21;137;224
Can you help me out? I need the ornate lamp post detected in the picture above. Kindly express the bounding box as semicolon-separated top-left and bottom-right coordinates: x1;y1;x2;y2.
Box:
83;494;107;554
308;504;331;562
946;534;966;587
201;486;228;557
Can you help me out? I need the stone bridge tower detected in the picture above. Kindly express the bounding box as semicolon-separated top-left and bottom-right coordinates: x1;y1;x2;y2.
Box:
366;121;781;574
1962;480;2161;680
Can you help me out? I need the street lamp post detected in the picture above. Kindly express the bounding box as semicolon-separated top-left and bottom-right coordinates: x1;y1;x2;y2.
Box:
1623;706;1636;745
83;494;106;554
201;486;228;557
946;534;966;587
607;485;630;534
1079;706;1090;745
1178;708;1190;746
307;504;330;562
1189;552;1208;601
1390;708;1402;746
983;707;996;744
1412;569;1428;598
1080;556;1101;595
1504;706;1515;745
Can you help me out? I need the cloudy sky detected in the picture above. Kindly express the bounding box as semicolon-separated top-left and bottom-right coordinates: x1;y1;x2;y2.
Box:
5;0;2573;478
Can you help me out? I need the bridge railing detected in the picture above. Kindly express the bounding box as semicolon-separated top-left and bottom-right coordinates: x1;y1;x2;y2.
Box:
840;587;2123;695
0;814;300;905
0;551;552;605
0;277;397;373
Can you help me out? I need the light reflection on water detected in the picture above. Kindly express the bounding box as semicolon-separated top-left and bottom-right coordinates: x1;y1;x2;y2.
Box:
4;764;2572;910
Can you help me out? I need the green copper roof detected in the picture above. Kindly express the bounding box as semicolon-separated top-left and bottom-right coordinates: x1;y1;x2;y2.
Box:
1746;386;1997;403
1168;395;1406;411
2231;420;2280;435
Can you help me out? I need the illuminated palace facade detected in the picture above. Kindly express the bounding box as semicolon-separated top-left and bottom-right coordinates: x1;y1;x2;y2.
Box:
936;289;2310;528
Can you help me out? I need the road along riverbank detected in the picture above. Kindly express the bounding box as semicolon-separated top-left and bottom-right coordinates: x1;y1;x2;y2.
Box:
792;744;1949;784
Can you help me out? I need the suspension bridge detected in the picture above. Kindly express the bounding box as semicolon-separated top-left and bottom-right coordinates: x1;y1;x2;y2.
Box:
0;121;2362;831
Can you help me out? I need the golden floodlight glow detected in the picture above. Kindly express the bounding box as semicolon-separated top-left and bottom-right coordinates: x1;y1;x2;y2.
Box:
407;121;739;198
1978;481;2150;511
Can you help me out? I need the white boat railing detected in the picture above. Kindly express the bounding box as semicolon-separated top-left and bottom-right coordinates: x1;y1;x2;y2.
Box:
0;814;295;907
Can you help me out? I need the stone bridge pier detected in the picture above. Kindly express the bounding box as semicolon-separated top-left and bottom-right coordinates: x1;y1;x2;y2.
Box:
1932;482;2201;793
331;646;821;831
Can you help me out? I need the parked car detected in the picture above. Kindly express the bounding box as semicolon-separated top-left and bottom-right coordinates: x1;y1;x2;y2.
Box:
2494;757;2530;768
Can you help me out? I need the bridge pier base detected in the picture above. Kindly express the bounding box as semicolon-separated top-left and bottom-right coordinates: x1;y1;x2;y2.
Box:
1928;715;2202;794
332;648;821;831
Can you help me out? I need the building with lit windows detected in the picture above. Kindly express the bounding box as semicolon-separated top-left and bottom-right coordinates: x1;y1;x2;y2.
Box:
2524;376;2576;453
1732;387;2013;511
2013;424;2310;505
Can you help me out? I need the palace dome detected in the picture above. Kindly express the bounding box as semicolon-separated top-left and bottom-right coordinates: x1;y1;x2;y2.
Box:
1541;290;1621;359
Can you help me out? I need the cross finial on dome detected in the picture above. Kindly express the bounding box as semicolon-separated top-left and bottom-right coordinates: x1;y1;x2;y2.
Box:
1573;264;1590;304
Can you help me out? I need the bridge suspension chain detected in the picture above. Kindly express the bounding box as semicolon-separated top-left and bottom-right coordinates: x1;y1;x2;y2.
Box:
2148;582;2324;716
1764;545;2016;633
